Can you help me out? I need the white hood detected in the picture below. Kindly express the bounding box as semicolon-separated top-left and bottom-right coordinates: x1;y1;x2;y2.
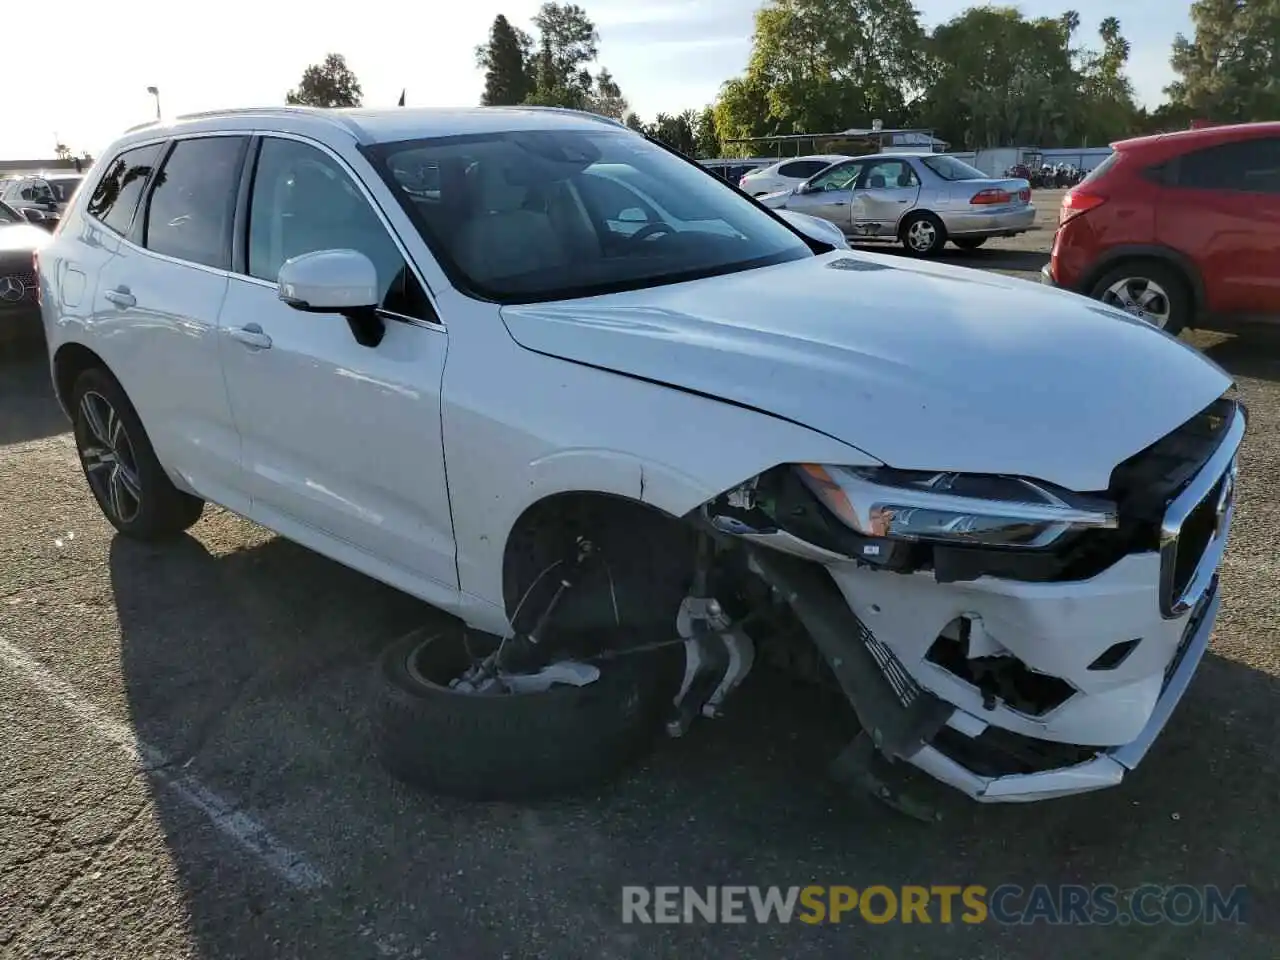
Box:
500;251;1232;491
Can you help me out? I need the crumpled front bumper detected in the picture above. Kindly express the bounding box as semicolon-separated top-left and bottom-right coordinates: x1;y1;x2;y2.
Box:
906;579;1219;802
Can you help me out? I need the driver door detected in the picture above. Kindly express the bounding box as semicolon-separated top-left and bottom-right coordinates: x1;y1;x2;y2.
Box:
851;159;922;237
786;161;863;233
216;135;456;590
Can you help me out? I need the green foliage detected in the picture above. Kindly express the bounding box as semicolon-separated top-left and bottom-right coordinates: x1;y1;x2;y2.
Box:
1167;0;1280;122
475;1;1278;159
476;15;534;106
285;53;363;108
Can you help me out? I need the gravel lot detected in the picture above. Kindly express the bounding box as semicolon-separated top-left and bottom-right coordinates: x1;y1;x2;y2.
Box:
3;191;1280;959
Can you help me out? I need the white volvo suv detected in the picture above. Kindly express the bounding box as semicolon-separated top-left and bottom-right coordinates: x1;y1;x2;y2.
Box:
38;106;1243;810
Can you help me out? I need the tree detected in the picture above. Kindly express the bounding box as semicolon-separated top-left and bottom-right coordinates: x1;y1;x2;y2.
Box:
476;14;534;106
740;0;928;135
623;111;645;132
694;106;722;158
588;68;628;119
528;2;598;102
1076;17;1139;144
645;112;697;156
286;53;363;108
920;8;1082;149
1167;0;1280;122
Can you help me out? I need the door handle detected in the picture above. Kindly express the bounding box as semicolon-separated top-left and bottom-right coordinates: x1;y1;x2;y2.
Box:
103;287;136;308
228;323;273;350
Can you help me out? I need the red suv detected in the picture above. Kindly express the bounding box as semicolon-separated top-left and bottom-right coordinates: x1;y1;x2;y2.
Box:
1043;121;1280;335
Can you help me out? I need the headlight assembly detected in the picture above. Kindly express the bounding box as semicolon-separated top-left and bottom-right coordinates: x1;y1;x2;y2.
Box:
796;465;1117;549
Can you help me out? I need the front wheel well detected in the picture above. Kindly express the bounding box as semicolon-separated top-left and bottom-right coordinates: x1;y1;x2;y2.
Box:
500;492;698;630
52;342;110;416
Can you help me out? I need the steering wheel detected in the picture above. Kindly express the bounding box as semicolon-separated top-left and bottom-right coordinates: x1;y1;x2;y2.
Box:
627;222;674;243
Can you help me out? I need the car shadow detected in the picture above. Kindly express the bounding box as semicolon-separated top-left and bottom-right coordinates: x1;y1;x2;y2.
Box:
108;531;1280;958
854;242;1050;275
0;341;67;446
1199;328;1280;384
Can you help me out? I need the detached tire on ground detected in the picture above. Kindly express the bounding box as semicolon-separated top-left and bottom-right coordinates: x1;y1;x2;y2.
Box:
372;629;671;800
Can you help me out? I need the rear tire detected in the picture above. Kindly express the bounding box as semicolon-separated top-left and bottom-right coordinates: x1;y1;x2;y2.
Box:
1089;260;1192;335
952;238;987;251
70;366;204;540
900;213;947;257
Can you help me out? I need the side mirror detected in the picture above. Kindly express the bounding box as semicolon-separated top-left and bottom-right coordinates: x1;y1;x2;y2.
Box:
21;208;45;223
795;183;812;195
617;207;647;223
277;249;385;347
278;249;378;311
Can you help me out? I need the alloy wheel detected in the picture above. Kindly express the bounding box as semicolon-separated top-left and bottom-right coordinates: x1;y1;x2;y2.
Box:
1101;277;1172;328
78;391;143;524
906;219;937;252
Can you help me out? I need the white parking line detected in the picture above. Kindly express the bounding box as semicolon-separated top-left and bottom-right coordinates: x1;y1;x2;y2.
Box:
0;636;328;891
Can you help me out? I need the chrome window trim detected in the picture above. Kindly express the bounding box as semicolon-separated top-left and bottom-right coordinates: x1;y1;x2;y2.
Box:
1158;400;1246;619
229;273;445;333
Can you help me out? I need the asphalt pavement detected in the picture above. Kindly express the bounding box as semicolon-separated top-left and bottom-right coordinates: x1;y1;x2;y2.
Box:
3;195;1280;958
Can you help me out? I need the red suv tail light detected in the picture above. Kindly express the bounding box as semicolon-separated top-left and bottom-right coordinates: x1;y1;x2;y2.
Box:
1060;190;1106;225
970;188;1012;206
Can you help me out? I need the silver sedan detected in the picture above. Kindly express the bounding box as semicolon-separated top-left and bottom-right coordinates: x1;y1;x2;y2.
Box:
759;152;1036;257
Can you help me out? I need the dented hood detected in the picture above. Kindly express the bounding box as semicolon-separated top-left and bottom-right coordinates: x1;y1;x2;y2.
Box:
500;251;1232;491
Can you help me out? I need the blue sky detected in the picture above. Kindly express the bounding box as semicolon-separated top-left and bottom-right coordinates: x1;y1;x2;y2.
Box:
1;0;1192;160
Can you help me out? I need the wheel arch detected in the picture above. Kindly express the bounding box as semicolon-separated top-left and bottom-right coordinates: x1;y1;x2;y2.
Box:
1080;245;1206;311
498;488;699;624
52;341;113;418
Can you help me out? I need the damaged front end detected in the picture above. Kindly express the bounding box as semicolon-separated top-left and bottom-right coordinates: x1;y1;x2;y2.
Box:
689;395;1245;807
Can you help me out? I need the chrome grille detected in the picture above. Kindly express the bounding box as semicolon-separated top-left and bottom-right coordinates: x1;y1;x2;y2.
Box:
1157;403;1245;619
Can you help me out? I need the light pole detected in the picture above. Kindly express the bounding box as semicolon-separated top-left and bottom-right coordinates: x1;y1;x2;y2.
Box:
146;86;161;121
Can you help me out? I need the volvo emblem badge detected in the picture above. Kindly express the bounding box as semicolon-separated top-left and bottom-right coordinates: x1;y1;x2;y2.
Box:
0;276;24;302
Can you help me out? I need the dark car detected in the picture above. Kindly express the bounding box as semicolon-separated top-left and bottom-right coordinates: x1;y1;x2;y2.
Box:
0;199;49;343
1043;121;1280;334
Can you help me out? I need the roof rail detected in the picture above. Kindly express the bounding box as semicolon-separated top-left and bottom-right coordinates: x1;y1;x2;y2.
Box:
494;105;630;130
169;105;364;137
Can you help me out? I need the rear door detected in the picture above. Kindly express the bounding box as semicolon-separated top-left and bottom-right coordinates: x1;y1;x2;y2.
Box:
89;134;250;511
1158;137;1280;317
786;160;863;232
851;159;922;237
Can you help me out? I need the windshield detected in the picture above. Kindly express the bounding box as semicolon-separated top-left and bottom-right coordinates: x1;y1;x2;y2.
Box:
921;155;990;181
0;200;20;224
369;129;812;303
47;177;82;203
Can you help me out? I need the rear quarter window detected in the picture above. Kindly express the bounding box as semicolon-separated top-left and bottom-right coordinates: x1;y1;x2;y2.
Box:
1172;138;1280;194
1081;152;1120;185
86;143;165;235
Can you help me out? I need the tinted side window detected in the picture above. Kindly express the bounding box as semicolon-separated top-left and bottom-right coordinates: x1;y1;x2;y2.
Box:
86;143;163;235
779;160;830;178
248;138;433;321
1176;139;1280;194
142;137;247;270
809;161;862;191
862;160;919;189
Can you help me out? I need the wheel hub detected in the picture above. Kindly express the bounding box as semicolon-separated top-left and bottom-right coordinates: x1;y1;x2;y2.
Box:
78;391;143;524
